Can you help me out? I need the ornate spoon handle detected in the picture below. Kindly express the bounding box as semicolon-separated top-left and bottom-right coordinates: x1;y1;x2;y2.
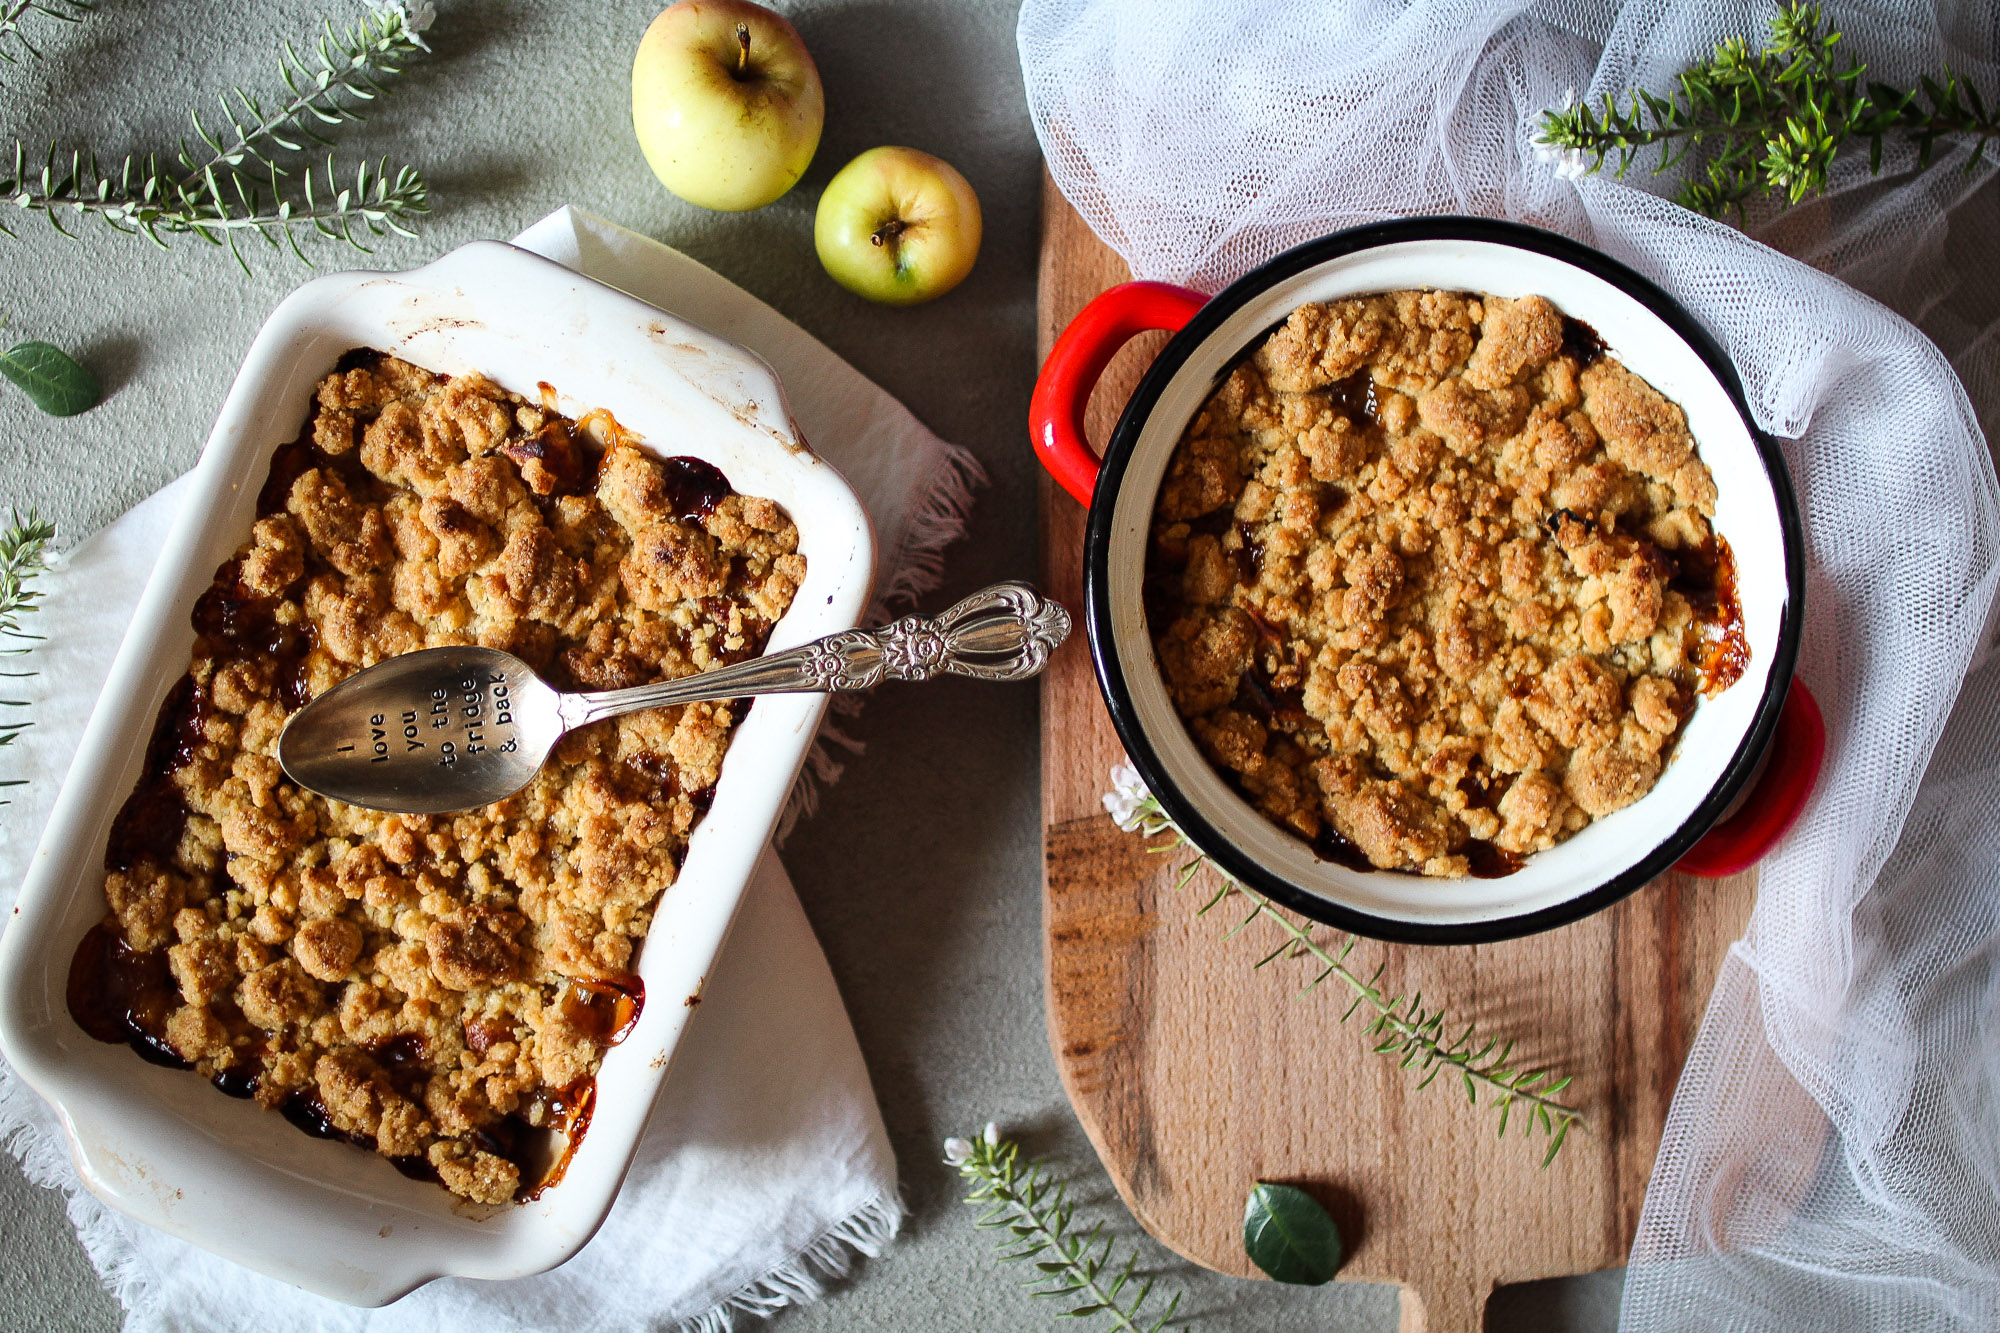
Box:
557;581;1071;729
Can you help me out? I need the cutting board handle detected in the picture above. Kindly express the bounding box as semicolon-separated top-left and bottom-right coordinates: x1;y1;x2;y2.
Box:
1031;280;1207;506
1677;678;1825;876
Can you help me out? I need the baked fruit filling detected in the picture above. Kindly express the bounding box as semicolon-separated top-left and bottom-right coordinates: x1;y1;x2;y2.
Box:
1145;292;1747;878
68;351;804;1202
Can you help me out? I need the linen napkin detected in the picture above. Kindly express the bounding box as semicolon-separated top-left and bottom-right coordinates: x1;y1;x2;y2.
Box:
0;206;983;1331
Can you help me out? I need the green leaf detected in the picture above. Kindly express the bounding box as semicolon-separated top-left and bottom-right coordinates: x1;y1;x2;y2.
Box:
1242;1182;1342;1286
0;340;99;416
1542;1115;1574;1168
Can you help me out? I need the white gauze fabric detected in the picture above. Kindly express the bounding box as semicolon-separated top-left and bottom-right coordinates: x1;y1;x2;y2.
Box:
1019;1;2000;1326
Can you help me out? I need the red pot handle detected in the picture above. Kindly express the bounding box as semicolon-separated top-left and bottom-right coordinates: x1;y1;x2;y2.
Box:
1031;281;1209;506
1676;680;1825;878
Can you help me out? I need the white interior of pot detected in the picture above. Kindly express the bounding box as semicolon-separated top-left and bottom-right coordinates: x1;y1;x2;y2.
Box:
1106;238;1788;927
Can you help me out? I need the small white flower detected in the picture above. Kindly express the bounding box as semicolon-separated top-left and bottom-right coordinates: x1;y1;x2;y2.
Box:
1532;90;1592;182
944;1124;999;1165
1532;136;1592;181
1532;138;1592;181
367;0;435;46
1102;760;1152;832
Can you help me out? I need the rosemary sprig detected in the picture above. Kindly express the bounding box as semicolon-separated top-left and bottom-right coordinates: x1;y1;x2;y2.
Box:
0;511;55;802
0;510;55;644
947;1123;1185;1332
1;0;434;268
3;147;429;265
180;2;433;182
1106;767;1584;1165
1534;2;2000;219
0;0;88;65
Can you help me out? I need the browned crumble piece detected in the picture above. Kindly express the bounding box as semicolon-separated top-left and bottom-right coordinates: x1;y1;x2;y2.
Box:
104;865;185;952
1464;295;1564;391
1254;298;1392;392
429;1140;520;1205
239;516;307;596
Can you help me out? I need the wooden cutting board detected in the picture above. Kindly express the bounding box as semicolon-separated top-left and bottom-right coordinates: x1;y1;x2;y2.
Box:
1034;174;1759;1331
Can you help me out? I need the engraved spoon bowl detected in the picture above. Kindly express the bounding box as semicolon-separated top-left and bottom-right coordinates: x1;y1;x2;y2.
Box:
279;581;1070;814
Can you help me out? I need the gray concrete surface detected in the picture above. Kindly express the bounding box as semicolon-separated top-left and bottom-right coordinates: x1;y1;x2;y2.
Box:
0;1;1624;1327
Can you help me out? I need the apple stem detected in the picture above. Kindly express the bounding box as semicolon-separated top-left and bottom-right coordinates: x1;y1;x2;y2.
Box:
736;22;750;75
870;219;907;248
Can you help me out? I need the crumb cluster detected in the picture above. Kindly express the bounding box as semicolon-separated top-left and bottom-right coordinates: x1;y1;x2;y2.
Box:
1147;291;1742;877
79;353;803;1202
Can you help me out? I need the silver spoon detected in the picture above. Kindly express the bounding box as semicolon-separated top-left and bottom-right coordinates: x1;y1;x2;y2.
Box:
277;581;1070;815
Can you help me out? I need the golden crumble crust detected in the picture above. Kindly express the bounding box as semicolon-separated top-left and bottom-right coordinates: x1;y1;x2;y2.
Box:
77;352;804;1201
1147;293;1745;877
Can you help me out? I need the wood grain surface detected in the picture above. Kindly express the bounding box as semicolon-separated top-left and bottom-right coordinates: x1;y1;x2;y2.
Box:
1034;173;1759;1332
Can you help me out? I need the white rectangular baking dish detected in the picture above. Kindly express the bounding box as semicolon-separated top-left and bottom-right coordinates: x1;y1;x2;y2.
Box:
0;241;875;1304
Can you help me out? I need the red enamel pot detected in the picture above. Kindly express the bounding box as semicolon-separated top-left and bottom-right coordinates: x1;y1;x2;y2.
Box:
1032;217;1821;943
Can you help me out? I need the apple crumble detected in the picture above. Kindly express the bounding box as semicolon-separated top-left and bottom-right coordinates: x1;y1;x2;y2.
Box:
67;351;805;1203
1146;292;1746;878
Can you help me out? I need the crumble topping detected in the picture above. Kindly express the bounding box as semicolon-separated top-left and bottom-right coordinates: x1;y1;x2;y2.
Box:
1146;292;1745;878
70;352;805;1202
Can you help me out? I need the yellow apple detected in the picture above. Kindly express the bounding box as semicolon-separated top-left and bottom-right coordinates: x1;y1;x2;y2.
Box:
813;147;982;305
632;1;824;212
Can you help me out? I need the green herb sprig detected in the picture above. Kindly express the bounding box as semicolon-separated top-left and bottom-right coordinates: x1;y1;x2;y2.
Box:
947;1123;1185;1332
0;0;88;65
1534;2;2000;218
1;0;434;268
184;2;433;184
0;511;55;802
1106;767;1584;1165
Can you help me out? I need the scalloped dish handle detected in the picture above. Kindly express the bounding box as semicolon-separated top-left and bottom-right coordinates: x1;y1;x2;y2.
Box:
1031;280;1208;506
1676;679;1825;877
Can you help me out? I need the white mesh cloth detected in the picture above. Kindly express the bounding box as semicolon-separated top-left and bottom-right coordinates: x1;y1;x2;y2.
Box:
1019;1;2000;1326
